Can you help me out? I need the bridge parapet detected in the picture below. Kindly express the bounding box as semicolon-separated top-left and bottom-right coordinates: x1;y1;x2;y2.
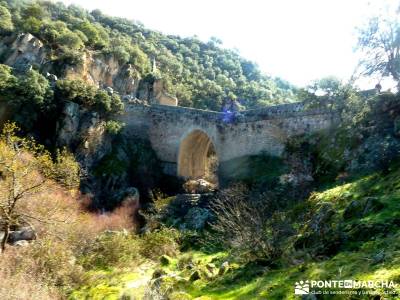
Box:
121;101;338;178
124;101;333;124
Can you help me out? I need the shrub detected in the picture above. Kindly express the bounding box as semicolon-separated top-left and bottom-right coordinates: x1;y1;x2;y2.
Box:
55;80;124;114
9;69;53;130
20;16;42;35
79;232;141;269
0;5;13;33
139;228;180;260
56;30;84;50
208;185;294;263
75;21;109;49
28;238;85;288
110;93;124;113
94;90;111;112
52;148;80;189
0;64;16;93
57;48;84;65
55;79;96;106
0;249;61;300
105;120;124;134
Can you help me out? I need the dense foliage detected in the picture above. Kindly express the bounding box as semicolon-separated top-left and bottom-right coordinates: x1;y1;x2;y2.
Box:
0;0;297;111
0;63;124;134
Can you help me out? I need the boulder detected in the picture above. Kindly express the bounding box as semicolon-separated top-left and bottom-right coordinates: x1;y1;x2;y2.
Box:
160;254;172;266
205;263;217;276
183;207;211;230
0;33;48;71
13;240;30;247
115;187;140;203
294;203;342;255
167;194;201;218
152;269;167;279
183;179;216;194
105;86;114;95
345;223;390;242
343;197;384;220
308;203;335;232
343;200;362;220
218;261;230;275
145;272;187;300
279;173;313;186
372;250;385;264
189;270;201;282
8;227;36;243
151;79;178;106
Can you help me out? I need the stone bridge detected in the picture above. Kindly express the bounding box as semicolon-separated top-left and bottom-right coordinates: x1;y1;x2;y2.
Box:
119;102;337;179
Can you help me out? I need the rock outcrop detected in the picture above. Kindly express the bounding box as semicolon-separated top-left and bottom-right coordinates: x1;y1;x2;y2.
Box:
64;52;141;98
56;101;112;178
0;34;176;104
0;33;48;71
183;179;216;194
151;79;178;106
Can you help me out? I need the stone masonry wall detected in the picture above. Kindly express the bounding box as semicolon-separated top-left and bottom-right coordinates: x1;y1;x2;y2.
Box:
119;102;338;176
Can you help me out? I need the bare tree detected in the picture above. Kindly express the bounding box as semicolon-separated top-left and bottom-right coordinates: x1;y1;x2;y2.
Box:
357;10;400;89
209;185;293;263
0;123;53;252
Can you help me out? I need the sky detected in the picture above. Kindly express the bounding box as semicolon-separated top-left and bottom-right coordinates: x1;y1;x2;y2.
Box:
59;0;397;89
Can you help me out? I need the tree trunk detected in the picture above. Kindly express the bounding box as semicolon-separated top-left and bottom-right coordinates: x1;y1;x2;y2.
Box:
0;224;9;253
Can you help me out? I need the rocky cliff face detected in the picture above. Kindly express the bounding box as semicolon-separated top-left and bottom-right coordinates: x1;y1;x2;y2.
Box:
56;101;111;172
0;33;177;106
0;33;140;97
0;33;48;72
0;33;176;207
62;51;141;98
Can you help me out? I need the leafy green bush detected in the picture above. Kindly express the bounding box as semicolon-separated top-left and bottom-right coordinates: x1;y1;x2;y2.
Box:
4;69;53;130
105;120;125;135
52;148;80;190
19;16;42;35
56;30;84;50
75;21;109;49
0;5;13;33
139;228;181;260
79;232;141;269
0;64;16;93
55;79;124;114
55;79;96;107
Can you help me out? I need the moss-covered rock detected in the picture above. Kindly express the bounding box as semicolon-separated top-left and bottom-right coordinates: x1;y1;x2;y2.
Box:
343;197;384;219
189;270;201;282
160;254;172;266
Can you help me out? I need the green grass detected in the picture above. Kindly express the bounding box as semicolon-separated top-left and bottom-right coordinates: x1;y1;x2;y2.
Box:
69;264;156;300
70;167;400;299
173;168;400;299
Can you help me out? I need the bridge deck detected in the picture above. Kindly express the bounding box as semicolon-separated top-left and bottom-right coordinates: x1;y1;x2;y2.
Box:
125;101;333;123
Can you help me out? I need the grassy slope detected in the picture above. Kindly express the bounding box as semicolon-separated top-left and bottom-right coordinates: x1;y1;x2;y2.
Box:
181;168;400;299
70;167;400;299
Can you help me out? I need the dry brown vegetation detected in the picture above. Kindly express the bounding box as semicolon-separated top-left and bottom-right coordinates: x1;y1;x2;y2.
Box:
0;183;140;298
0;123;182;299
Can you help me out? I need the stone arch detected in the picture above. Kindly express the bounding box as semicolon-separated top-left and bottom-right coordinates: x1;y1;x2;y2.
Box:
177;129;218;179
